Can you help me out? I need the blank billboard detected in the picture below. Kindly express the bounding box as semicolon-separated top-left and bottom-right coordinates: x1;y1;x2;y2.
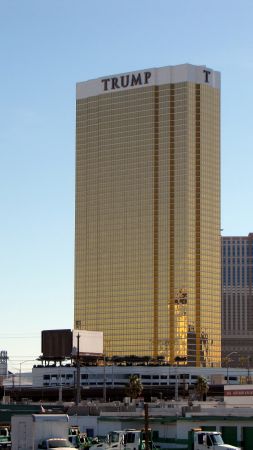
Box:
72;330;103;356
42;329;72;358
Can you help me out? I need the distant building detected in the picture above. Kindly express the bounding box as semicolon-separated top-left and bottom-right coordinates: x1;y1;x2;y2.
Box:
0;351;8;384
75;63;221;367
222;233;253;367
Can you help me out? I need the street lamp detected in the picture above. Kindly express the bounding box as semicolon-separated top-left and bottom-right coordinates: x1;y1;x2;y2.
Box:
225;352;238;385
19;359;36;389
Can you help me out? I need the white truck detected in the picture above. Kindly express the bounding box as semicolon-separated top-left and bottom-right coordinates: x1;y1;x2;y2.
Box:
11;414;74;450
89;429;153;450
190;429;241;450
90;430;125;450
0;426;11;450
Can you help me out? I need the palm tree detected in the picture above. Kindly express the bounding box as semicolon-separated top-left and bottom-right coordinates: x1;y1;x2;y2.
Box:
195;376;209;401
126;374;143;399
239;356;251;383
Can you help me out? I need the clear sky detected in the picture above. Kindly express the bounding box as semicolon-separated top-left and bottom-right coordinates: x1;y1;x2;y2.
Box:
1;0;253;373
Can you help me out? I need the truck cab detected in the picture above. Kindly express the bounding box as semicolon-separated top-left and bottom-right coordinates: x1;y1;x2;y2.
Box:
191;429;240;450
89;429;154;450
89;431;125;450
38;438;75;450
0;426;11;450
125;429;151;450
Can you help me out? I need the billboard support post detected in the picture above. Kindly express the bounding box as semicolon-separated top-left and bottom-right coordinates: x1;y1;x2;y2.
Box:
103;354;106;402
76;333;81;405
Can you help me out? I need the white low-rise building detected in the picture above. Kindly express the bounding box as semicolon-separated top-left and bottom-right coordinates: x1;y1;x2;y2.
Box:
32;364;251;389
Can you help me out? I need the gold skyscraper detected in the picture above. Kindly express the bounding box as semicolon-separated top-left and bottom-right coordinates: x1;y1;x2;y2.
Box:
75;64;221;367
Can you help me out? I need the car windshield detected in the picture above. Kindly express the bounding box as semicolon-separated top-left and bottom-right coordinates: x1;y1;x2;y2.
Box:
48;440;73;448
210;434;224;445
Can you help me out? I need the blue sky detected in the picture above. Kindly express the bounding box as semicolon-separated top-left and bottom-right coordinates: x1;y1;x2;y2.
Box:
1;0;253;372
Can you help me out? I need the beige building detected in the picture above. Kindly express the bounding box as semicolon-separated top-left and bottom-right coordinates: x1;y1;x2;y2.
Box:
74;64;221;367
222;233;253;368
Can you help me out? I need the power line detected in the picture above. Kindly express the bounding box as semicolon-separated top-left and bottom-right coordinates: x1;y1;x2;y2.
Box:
8;356;39;360
0;335;40;339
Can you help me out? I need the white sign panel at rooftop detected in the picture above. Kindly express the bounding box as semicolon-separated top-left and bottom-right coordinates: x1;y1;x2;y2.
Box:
72;330;103;356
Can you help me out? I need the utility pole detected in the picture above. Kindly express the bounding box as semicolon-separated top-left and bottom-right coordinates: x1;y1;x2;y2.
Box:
58;367;62;403
103;354;106;402
76;333;81;405
144;403;149;450
175;363;179;401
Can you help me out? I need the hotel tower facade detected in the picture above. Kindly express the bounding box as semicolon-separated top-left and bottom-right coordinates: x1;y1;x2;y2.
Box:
75;64;221;367
222;233;253;365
